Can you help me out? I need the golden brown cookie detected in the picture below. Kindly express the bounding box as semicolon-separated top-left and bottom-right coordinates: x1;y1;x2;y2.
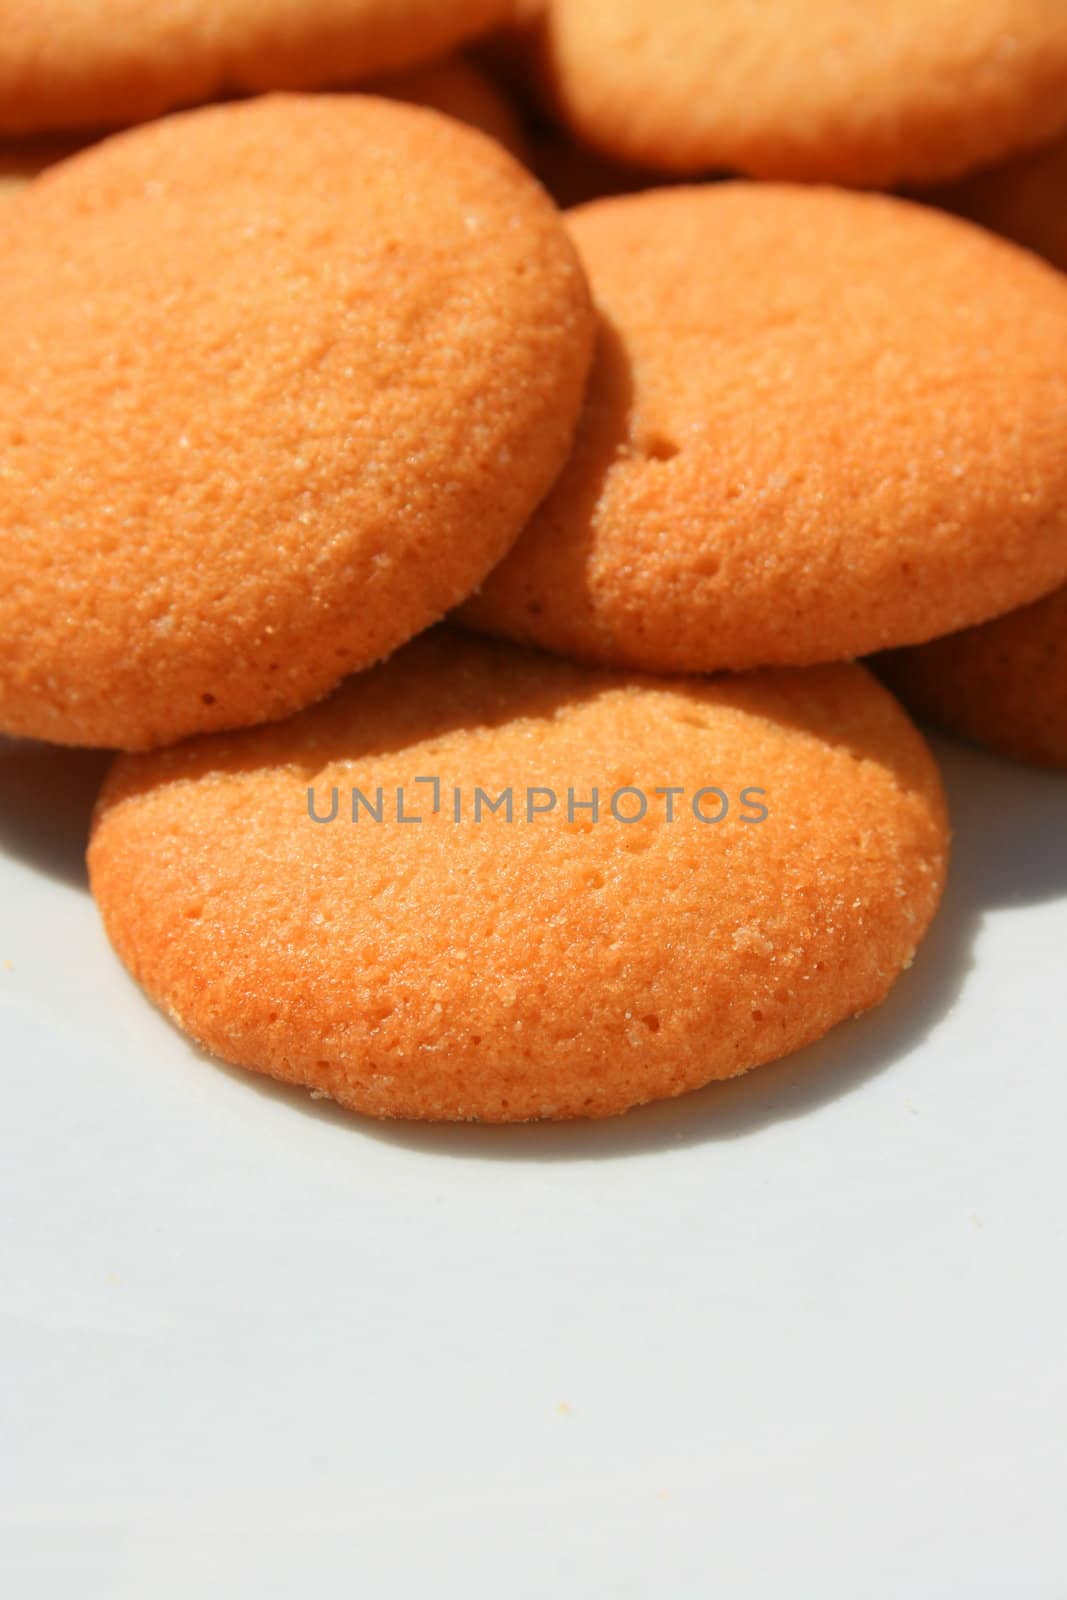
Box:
89;629;949;1123
367;54;528;161
0;95;593;751
0;0;515;134
461;185;1067;675
878;585;1067;771
534;0;1067;188
929;133;1067;273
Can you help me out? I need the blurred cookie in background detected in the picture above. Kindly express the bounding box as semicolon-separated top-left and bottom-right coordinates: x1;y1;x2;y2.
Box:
530;0;1067;188
0;0;516;134
878;585;1067;772
0;54;529;192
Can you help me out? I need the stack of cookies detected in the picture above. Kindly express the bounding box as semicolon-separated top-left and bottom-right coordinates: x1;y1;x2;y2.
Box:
2;1;1065;1122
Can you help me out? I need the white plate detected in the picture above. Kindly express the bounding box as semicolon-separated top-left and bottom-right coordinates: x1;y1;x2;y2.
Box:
1;731;1064;1598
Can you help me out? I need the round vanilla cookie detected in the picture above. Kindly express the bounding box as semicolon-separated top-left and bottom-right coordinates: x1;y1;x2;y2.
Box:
461;184;1067;675
878;585;1067;771
88;628;949;1124
0;95;593;751
0;0;514;134
533;0;1067;187
930;132;1067;274
366;54;528;161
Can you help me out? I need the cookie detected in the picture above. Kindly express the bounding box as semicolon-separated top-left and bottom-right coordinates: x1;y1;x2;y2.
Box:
534;0;1067;188
88;629;949;1124
0;95;593;751
0;0;515;134
461;185;1067;675
367;54;528;161
0;57;527;196
930;133;1067;273
878;585;1067;771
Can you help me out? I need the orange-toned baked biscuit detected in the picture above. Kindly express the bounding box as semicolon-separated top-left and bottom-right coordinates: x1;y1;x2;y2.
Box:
0;0;515;134
367;53;528;161
0;96;593;751
89;629;949;1124
878;585;1067;771
535;0;1067;188
461;185;1067;675
930;133;1067;273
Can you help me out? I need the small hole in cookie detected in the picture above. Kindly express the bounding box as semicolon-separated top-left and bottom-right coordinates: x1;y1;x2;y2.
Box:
639;432;680;463
201;692;217;706
622;836;653;855
641;1014;660;1033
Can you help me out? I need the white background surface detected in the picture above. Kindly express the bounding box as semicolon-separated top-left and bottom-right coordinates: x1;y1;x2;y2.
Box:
1;731;1064;1597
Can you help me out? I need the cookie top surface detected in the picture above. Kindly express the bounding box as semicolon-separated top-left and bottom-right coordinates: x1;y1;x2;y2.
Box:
0;94;593;750
89;629;948;1123
933;133;1067;274
879;584;1067;771
462;184;1067;674
536;0;1067;186
0;0;513;133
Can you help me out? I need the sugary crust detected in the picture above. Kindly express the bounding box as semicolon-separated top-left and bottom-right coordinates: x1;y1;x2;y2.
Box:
0;0;514;133
462;184;1067;673
0;95;593;750
89;629;949;1123
879;584;1067;770
535;0;1067;187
